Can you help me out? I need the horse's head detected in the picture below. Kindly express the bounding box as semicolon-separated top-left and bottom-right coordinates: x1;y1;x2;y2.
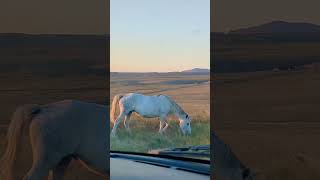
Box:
179;114;191;135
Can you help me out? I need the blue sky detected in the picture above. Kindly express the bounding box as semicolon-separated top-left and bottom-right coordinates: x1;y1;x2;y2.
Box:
110;0;210;72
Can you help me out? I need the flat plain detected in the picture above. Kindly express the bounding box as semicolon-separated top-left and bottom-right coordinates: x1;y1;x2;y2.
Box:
110;72;210;153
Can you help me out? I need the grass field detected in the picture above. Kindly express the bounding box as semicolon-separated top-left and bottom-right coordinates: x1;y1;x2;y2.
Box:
214;70;320;180
111;122;209;153
110;72;210;154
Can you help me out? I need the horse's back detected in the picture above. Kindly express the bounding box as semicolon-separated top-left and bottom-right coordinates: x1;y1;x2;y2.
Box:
30;100;108;153
120;93;172;117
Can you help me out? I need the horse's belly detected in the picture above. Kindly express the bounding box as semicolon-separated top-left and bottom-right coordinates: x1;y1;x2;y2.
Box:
135;106;159;118
134;102;161;118
139;114;158;118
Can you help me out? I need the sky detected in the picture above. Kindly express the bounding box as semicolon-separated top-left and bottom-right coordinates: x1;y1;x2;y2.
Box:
110;0;210;72
2;0;320;71
0;0;109;34
212;0;320;32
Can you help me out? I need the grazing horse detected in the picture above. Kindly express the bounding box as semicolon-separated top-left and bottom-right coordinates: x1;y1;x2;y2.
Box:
110;93;191;136
0;100;109;180
212;133;255;180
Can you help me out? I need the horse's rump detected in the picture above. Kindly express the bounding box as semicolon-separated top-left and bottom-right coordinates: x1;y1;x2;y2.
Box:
0;104;41;180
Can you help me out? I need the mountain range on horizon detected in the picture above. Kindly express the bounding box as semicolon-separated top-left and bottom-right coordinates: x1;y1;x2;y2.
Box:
181;68;210;73
110;68;210;74
214;21;320;34
212;20;320;73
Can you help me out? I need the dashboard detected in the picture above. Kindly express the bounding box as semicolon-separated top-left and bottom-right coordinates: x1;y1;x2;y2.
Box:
110;152;210;180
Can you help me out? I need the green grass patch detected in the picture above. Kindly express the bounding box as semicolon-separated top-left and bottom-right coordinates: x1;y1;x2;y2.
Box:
110;122;210;153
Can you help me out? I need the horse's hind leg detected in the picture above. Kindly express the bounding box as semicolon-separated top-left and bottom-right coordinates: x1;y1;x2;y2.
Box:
23;162;50;180
24;153;67;180
111;111;126;136
25;124;69;180
23;133;51;180
124;112;132;133
48;156;72;180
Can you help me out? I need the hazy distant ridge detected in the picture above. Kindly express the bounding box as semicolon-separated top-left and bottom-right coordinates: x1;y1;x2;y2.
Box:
212;21;320;73
181;68;210;73
229;21;320;34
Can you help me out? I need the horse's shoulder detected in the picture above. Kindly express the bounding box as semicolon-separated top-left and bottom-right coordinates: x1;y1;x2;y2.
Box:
157;94;171;101
157;94;166;98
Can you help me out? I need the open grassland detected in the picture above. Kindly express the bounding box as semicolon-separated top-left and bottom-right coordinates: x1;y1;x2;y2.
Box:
110;73;210;153
214;70;320;180
111;122;209;153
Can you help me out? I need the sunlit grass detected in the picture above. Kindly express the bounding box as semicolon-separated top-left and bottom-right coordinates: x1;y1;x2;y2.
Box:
110;121;210;153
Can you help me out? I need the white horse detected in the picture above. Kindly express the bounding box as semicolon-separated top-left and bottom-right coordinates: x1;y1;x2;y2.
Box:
0;100;109;180
110;93;191;136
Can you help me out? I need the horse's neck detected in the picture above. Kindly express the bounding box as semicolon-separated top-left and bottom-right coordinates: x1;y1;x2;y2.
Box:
169;99;184;117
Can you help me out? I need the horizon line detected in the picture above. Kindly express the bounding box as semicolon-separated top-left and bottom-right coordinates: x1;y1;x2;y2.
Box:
110;71;210;73
0;32;110;36
110;69;210;73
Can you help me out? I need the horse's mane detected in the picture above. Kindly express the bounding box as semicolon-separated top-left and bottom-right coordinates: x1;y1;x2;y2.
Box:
161;95;186;115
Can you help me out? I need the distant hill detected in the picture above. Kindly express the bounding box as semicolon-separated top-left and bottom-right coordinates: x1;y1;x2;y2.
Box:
212;21;320;73
181;68;210;73
230;21;320;34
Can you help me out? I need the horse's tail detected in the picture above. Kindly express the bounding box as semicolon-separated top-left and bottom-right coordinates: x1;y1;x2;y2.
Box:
0;104;41;180
110;94;123;123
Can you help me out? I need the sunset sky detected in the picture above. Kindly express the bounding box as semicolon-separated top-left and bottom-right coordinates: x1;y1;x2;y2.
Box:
2;0;319;72
110;0;210;72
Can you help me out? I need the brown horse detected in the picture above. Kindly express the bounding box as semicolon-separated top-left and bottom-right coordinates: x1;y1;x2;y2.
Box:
0;100;109;180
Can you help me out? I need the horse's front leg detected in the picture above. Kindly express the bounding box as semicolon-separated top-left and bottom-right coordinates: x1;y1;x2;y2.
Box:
158;120;163;134
159;116;169;134
162;121;169;133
